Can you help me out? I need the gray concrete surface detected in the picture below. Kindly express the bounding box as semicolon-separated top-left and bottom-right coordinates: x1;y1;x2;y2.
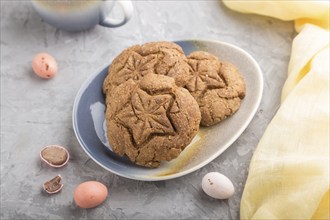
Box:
1;1;294;219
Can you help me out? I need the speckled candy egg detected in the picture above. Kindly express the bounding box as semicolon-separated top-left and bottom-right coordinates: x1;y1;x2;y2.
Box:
201;172;235;199
74;181;108;209
32;53;58;79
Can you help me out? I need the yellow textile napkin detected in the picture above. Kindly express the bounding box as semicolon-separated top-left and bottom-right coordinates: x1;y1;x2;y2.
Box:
223;1;330;219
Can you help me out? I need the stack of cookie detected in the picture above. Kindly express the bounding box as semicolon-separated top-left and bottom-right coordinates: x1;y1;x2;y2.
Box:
103;42;246;168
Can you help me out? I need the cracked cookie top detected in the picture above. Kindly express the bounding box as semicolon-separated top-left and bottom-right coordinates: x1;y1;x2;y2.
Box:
105;74;201;168
103;41;190;95
186;51;246;126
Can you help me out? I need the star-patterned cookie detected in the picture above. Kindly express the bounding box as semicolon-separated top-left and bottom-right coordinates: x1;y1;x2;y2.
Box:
186;51;246;126
103;42;190;96
105;74;201;168
186;51;226;93
116;89;175;145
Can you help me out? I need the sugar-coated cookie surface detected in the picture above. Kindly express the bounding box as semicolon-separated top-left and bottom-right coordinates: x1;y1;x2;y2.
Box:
105;74;201;168
186;51;246;126
102;41;190;96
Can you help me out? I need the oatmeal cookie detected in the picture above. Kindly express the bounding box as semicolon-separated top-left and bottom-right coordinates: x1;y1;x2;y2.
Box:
186;51;246;126
103;41;190;95
105;74;201;168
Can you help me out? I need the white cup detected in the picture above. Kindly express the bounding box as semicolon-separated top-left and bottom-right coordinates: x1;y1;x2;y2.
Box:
31;0;134;31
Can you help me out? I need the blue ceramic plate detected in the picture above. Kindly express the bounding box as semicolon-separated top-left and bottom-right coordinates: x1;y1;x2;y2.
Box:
73;40;263;181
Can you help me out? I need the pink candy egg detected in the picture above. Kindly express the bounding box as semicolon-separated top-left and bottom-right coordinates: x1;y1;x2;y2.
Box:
74;181;108;209
32;53;58;79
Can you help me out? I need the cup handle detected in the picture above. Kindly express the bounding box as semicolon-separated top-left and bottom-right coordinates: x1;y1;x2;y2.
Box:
99;0;133;28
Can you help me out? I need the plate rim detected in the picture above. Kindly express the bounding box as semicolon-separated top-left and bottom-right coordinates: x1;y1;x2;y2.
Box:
72;39;264;181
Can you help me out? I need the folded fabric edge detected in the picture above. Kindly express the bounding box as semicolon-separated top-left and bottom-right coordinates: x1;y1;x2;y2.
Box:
281;24;330;101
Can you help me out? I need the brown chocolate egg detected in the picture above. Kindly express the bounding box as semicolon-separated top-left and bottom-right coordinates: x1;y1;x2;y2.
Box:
43;175;63;194
40;145;69;168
